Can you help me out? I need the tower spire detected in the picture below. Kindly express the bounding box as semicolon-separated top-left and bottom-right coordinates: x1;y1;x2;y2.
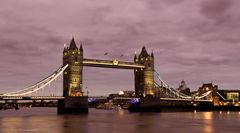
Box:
63;43;67;52
69;37;78;50
134;51;137;61
140;46;149;57
80;41;83;52
151;50;154;58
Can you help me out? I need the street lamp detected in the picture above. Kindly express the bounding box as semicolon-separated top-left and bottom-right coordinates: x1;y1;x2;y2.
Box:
86;87;89;96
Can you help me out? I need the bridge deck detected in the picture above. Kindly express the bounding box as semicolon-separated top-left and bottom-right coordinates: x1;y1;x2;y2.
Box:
0;96;107;101
113;97;212;102
160;98;213;102
83;58;145;69
0;96;212;102
0;96;65;100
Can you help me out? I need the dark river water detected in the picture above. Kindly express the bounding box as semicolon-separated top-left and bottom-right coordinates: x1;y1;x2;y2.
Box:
0;108;240;133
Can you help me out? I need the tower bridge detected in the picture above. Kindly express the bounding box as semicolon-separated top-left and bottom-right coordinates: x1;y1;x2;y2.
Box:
62;38;156;98
0;37;218;113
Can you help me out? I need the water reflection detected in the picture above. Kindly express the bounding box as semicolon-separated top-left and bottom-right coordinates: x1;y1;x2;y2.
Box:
133;113;160;133
0;116;64;133
202;112;214;133
1;108;240;133
62;115;88;133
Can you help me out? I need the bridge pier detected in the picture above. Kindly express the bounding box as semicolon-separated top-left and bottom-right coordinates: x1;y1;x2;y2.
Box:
57;96;88;114
129;97;162;112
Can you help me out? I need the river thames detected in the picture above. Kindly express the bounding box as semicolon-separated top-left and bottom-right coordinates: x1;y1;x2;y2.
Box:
0;108;240;133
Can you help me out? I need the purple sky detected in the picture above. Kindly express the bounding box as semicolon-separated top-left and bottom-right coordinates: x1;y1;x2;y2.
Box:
1;0;240;96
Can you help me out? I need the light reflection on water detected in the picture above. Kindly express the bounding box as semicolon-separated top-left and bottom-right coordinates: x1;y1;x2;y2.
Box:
202;112;213;133
0;108;240;133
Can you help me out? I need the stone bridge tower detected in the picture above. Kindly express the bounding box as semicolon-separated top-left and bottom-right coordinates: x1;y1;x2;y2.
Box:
58;37;88;114
134;46;155;97
63;37;83;97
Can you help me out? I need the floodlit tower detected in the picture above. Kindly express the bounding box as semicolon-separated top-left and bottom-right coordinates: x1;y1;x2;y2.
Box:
134;46;154;97
63;37;83;97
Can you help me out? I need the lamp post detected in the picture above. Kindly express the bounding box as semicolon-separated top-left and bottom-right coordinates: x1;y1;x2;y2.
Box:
86;87;89;96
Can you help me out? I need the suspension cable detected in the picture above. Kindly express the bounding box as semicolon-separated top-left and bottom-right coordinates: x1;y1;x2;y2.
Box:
3;64;68;96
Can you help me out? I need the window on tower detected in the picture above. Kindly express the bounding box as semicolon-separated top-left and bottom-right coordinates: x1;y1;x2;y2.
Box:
148;63;151;67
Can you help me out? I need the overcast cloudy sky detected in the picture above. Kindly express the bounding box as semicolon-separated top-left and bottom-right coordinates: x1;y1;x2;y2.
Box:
1;0;240;96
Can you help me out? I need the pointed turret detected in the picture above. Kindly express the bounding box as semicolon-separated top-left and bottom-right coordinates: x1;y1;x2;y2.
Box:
140;46;149;57
134;53;137;61
63;43;68;52
80;41;83;52
151;51;154;58
69;37;78;50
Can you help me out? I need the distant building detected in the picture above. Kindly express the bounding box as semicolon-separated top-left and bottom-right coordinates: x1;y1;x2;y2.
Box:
109;90;135;98
198;83;218;93
196;83;220;105
195;83;240;106
217;90;240;101
176;80;190;95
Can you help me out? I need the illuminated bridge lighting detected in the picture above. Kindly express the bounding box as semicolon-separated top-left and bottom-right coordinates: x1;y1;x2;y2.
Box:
129;98;140;104
88;98;97;102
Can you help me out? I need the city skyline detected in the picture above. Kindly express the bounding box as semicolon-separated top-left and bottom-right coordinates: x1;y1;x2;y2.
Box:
1;0;240;96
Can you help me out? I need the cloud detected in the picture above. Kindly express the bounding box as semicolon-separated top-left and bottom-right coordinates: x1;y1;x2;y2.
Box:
200;0;232;22
0;0;240;95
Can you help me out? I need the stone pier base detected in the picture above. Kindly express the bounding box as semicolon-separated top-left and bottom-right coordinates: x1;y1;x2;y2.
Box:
129;97;162;112
58;96;88;114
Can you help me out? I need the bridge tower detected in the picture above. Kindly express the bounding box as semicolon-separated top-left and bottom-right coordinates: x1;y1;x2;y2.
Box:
63;37;83;97
58;37;88;114
134;46;155;97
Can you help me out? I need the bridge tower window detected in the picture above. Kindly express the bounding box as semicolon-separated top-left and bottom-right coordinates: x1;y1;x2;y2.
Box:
148;63;151;67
